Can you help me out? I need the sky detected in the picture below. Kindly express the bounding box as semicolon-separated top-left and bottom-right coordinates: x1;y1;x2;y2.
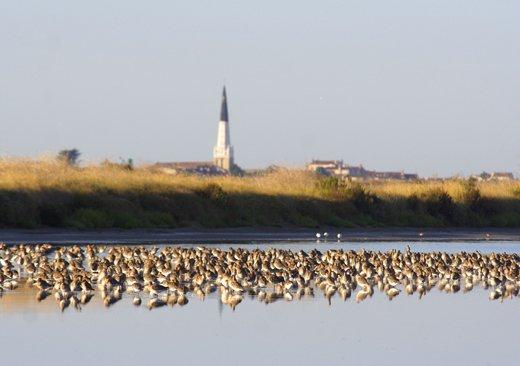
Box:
0;0;519;177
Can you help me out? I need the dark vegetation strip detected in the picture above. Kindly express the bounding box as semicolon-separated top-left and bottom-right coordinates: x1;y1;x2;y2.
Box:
0;178;519;229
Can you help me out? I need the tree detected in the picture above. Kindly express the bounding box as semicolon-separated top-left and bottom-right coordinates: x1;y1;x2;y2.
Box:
315;167;331;176
120;157;134;171
57;149;81;166
100;157;134;171
479;171;491;181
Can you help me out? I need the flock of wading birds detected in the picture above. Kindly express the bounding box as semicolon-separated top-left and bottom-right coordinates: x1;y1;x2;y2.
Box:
0;243;519;312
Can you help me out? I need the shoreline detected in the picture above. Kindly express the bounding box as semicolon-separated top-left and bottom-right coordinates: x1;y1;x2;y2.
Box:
0;227;519;245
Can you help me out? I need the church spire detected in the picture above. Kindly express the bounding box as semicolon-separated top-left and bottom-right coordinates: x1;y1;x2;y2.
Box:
220;86;229;122
214;85;234;171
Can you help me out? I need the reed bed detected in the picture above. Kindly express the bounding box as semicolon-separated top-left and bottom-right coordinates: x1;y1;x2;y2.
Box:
0;158;519;229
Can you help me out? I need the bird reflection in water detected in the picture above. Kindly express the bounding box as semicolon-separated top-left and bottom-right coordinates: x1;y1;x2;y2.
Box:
0;243;518;312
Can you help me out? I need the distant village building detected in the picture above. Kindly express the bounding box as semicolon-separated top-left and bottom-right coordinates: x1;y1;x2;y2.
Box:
153;162;226;175
481;172;515;181
489;172;515;181
307;160;346;176
307;159;419;181
477;172;492;181
154;86;237;176
470;171;515;182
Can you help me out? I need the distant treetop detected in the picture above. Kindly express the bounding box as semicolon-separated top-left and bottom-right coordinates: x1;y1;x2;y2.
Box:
57;149;81;166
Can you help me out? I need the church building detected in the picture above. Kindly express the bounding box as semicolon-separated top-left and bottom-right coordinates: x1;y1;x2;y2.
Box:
154;86;238;175
213;86;234;171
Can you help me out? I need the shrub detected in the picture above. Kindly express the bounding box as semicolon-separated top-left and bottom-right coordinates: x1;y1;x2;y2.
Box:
111;211;141;229
317;176;344;194
67;209;113;228
422;189;456;223
490;213;520;227
144;211;177;228
461;179;483;211
344;184;380;214
39;203;69;227
196;183;228;207
513;187;520;198
0;192;39;228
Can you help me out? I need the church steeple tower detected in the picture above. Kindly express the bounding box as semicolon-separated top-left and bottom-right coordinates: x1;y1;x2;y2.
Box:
213;86;234;171
220;86;229;122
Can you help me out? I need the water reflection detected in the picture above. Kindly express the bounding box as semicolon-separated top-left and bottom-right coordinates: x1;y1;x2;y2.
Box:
1;243;519;313
2;242;520;365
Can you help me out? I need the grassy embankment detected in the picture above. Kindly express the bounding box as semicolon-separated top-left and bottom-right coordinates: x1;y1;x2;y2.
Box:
0;159;519;229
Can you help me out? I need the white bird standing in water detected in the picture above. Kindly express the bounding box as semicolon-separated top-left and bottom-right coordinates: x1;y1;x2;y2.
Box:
337;233;342;241
323;232;329;239
316;233;321;241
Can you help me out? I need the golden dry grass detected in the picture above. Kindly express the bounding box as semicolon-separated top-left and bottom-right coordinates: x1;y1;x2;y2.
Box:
0;158;518;229
366;180;520;202
0;158;518;200
0;159;320;197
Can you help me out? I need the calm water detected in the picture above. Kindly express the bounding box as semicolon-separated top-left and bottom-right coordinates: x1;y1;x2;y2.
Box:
1;241;519;366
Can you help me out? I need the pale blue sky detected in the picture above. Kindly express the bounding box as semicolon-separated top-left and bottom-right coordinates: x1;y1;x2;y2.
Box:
0;1;518;176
